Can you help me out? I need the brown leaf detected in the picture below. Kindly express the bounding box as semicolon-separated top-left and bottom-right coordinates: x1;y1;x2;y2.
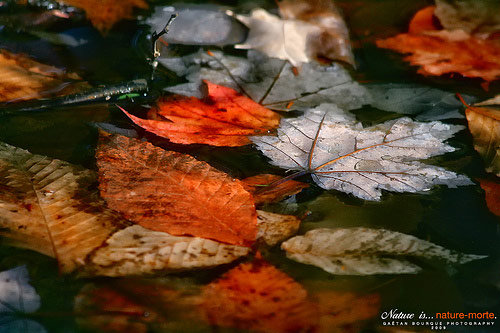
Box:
122;80;280;147
200;260;318;332
0;141;125;273
278;0;355;66
96;131;258;246
242;174;309;205
376;6;500;83
461;96;500;176
479;178;500;217
256;210;301;246
58;0;148;32
0;49;87;103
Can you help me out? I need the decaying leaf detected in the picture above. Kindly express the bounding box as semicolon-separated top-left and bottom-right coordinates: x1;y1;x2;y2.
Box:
242;174;309;205
122;80;280;147
462;98;500;176
0;141;124;273
160;49;369;111
96;131;258;246
0;266;45;333
201;260;318;332
252;108;472;201
479;179;500;217
376;6;500;83
84;225;250;277
278;0;355;66
281;228;486;275
256;210;301;246
435;0;500;35
58;0;148;32
0;49;87;103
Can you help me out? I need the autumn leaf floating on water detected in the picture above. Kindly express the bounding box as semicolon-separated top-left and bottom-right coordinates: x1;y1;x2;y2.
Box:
282;228;486;275
122;80;280;147
241;174;309;206
478;179;500;217
376;4;500;84
0;49;88;103
252;108;472;201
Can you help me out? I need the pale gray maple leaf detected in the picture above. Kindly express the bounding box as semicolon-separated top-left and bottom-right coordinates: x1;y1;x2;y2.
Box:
251;108;473;201
281;228;486;275
159;49;369;111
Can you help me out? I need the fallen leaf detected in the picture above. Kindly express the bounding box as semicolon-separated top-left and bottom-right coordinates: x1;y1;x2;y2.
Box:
0;141;124;273
96;131;258;246
281;228;486;275
376;6;500;83
160;49;369;111
474;94;500;106
0;49;87;103
122;80;280;147
200;260;318;332
278;0;355;66
242;174;309;205
479;179;500;217
0;266;45;333
84;225;250;277
461;96;500;176
252;108;472;201
58;0;148;32
256;210;301;246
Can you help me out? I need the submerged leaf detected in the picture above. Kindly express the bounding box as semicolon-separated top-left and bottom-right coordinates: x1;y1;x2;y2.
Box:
160;50;369;111
479;178;500;217
435;0;500;35
84;225;250;277
96;131;258;246
242;174;309;205
256;210;301;246
281;228;486;275
0;141;124;273
122;80;280;147
252;108;472;201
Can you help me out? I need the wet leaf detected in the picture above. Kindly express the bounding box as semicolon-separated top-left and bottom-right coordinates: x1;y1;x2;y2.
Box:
122;80;280;147
462;98;500;176
479;178;500;217
376;6;500;83
256;210;301;246
0;266;45;333
96;131;258;246
252;108;472;201
84;225;250;277
0;141;124;273
58;0;148;32
200;260;318;332
435;0;500;35
0;49;87;103
160;50;369;111
242;174;309;205
278;0;355;66
281;228;486;275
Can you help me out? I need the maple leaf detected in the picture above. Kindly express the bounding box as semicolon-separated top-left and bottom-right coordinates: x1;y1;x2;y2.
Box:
0;49;88;103
277;0;355;66
0;266;45;333
376;6;500;83
460;96;500;176
281;228;486;275
57;0;148;32
122;80;280;147
252;108;472;201
0;141;124;273
160;49;369;112
478;178;500;217
96;131;258;246
241;174;309;206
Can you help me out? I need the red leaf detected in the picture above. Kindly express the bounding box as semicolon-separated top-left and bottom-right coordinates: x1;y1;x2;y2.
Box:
96;131;258;246
479;178;500;217
122;80;280;147
241;174;309;205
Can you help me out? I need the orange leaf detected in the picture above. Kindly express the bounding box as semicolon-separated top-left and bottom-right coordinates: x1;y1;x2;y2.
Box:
479;179;500;217
241;174;309;205
58;0;148;32
96;131;258;246
200;260;318;332
122;80;280;147
376;6;500;83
